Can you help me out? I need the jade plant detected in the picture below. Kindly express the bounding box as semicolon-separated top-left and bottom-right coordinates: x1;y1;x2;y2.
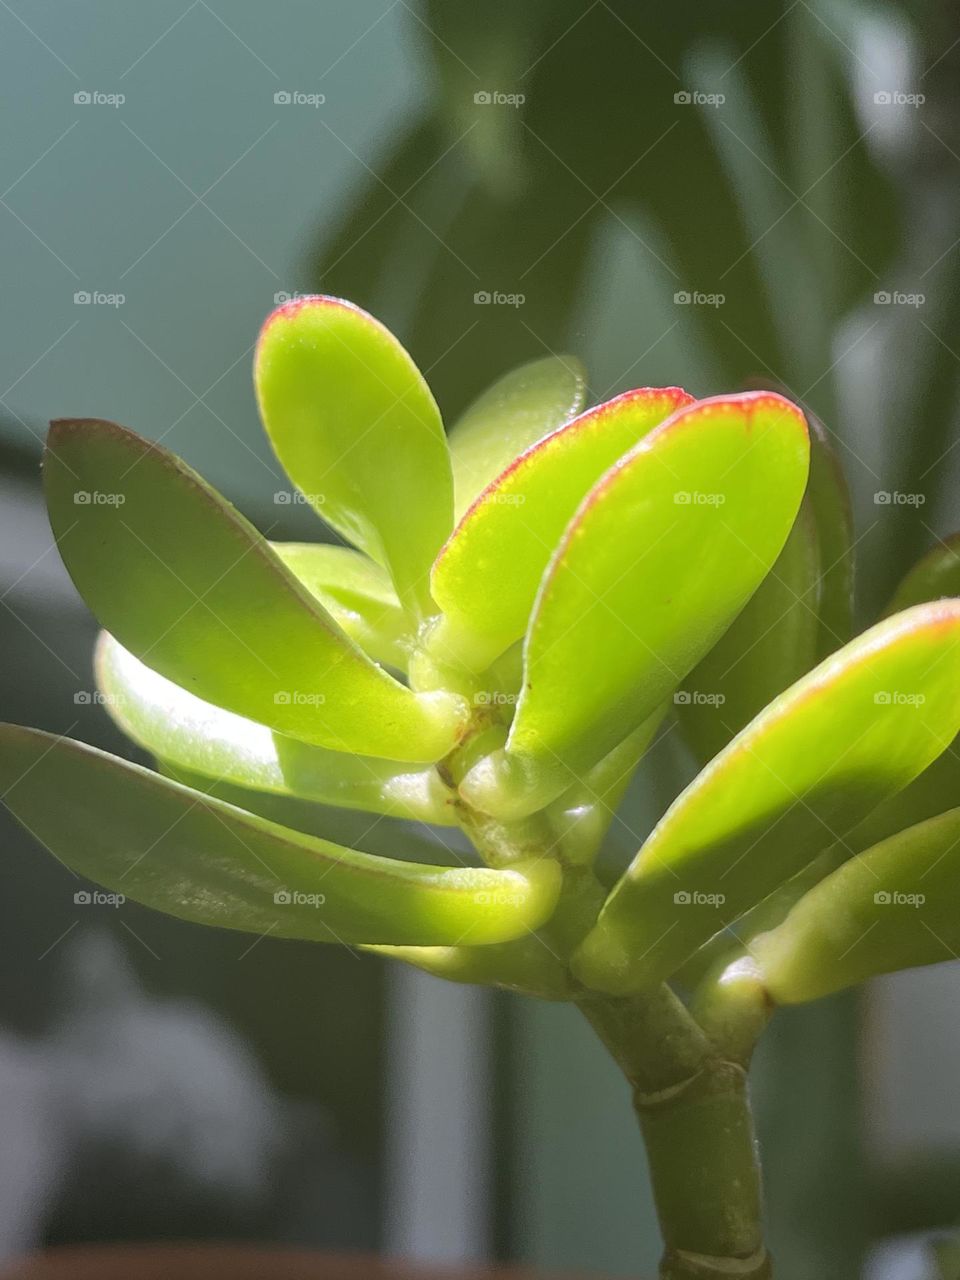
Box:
5;295;960;1278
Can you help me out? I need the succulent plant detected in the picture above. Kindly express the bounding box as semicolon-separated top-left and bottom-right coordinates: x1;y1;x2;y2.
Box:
5;295;960;1278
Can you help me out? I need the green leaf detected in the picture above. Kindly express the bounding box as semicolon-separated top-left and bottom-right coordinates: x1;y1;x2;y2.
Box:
45;419;465;762
546;711;666;865
95;633;455;824
676;500;821;765
272;542;411;670
461;392;811;819
366;936;572;999
755;806;960;1003
573;601;960;994
255;296;452;617
806;414;855;656
448;354;587;519
884;531;960;615
431;386;694;670
0;724;560;946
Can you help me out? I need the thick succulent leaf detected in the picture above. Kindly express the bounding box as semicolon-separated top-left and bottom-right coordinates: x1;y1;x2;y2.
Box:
807;414;855;655
573;602;960;994
755;807;960;1003
44;419;465;762
272;542;411;670
96;634;455;824
884;532;960;615
448;354;587;519
677;501;821;765
431;386;694;670
255;296;452;616
0;725;560;946
462;392;810;819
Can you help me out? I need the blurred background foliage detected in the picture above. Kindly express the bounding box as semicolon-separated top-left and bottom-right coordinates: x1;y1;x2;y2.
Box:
2;1;960;1277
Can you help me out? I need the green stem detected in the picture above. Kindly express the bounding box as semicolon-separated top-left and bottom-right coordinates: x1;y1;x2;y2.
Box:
580;986;771;1279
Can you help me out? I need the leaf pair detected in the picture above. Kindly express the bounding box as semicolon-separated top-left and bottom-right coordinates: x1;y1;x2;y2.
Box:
451;392;812;818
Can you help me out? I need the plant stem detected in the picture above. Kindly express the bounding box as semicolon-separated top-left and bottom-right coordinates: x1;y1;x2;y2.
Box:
580;986;771;1279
